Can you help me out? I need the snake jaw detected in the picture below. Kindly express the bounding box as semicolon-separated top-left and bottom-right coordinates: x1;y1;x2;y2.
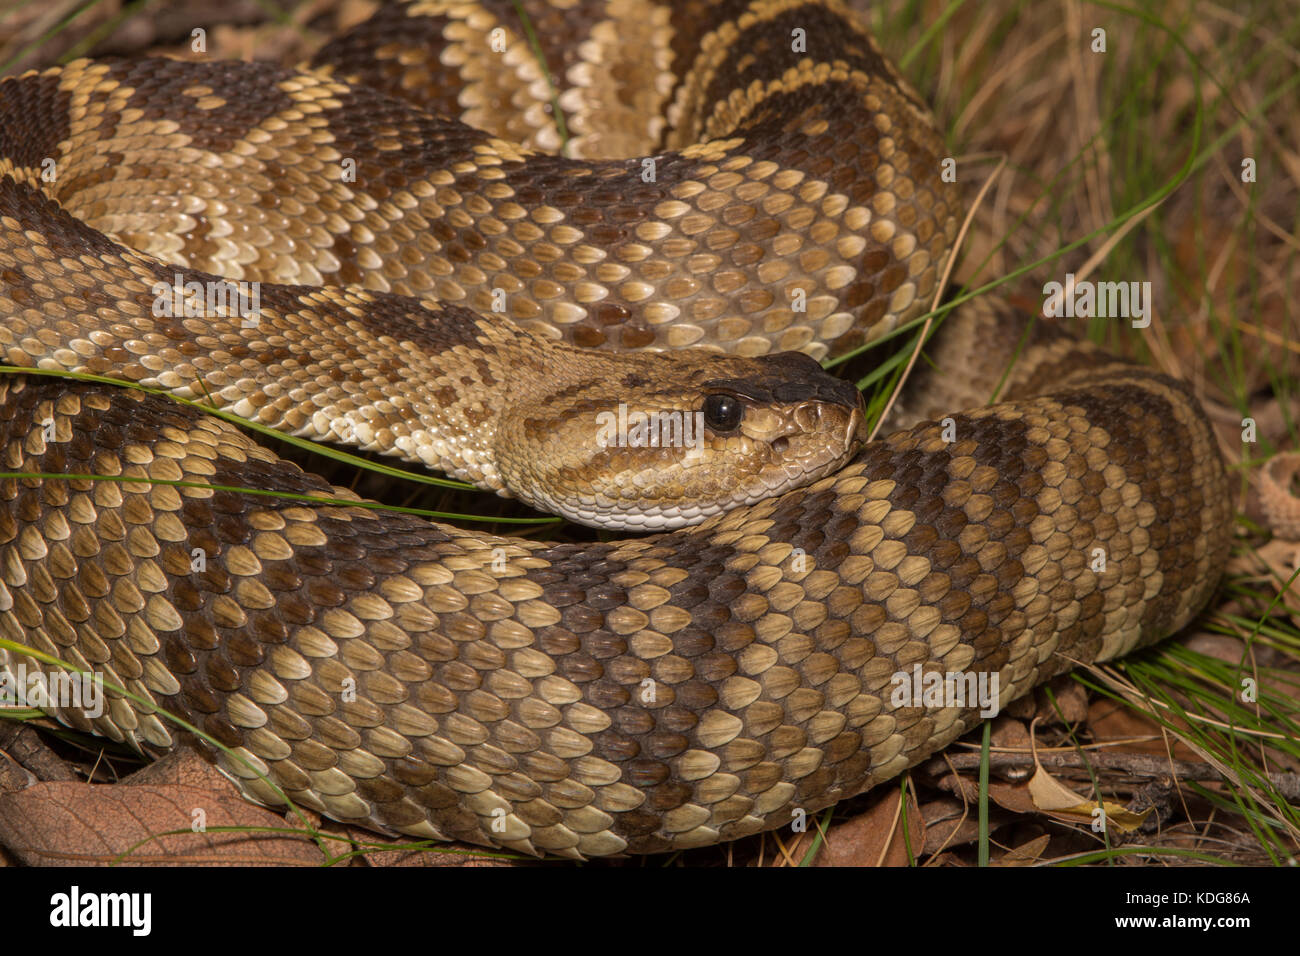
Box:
739;397;865;468
487;350;868;530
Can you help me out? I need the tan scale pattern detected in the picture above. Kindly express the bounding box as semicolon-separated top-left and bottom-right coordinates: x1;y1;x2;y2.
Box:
556;0;677;160
0;174;864;528
0;0;1233;857
0;334;1230;855
2;0;957;360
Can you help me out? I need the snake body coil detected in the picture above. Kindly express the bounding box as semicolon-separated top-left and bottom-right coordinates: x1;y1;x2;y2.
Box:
0;0;1231;857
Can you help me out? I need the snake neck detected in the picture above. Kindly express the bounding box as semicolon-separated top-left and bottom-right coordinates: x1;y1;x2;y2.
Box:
0;173;865;527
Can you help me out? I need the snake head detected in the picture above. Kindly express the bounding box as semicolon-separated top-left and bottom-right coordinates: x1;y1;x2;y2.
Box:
494;349;867;530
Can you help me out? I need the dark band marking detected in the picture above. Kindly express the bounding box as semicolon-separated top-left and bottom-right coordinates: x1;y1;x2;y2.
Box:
697;4;891;123
106;59;295;155
310;5;460;118
1054;379;1209;646
0;71;70;171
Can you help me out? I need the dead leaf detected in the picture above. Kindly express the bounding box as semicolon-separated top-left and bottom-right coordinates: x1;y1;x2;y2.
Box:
919;797;988;855
990;716;1030;749
1252;538;1300;622
1037;678;1089;725
1005;693;1038;720
1087;698;1199;761
986;781;1038;814
1026;761;1095;811
812;788;926;866
1259;452;1300;540
0;750;325;866
1026;762;1149;834
0;751;35;795
993;833;1051;866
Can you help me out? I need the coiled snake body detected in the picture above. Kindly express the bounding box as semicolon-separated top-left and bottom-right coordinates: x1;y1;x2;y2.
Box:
0;0;1231;856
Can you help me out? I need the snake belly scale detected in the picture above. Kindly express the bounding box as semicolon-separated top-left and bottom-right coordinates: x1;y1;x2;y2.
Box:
0;0;1231;857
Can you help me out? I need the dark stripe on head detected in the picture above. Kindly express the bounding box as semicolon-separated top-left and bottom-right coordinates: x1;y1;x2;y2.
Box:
705;350;861;408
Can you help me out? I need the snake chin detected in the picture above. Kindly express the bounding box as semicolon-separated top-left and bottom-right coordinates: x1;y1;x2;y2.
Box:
492;352;868;531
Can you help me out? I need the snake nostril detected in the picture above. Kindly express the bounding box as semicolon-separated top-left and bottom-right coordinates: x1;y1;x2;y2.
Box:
772;437;790;455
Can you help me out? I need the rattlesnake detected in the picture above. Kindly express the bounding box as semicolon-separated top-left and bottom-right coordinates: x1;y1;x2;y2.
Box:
0;0;1231;857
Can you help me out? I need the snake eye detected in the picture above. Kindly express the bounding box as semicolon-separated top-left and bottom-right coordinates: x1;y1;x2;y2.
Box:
703;393;743;432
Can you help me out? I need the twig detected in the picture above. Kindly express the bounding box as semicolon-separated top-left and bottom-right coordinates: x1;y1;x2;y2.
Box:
919;750;1300;800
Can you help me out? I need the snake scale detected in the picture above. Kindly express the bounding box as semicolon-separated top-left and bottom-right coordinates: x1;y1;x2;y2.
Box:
0;0;1231;858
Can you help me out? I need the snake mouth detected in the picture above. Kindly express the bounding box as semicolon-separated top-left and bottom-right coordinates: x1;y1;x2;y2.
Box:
813;398;867;452
813;387;868;451
849;400;869;447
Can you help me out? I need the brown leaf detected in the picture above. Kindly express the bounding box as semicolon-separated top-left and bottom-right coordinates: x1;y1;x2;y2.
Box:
1004;693;1038;720
990;715;1030;749
1037;678;1090;725
993;833;1051;866
1023;724;1151;834
813;787;926;866
986;781;1038;814
0;750;325;865
0;751;36;795
1026;761;1094;812
919;797;985;855
987;776;1148;835
1086;698;1199;760
932;771;979;803
1253;538;1300;622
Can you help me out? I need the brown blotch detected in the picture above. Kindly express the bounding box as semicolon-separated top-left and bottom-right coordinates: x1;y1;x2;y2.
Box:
0;71;71;171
